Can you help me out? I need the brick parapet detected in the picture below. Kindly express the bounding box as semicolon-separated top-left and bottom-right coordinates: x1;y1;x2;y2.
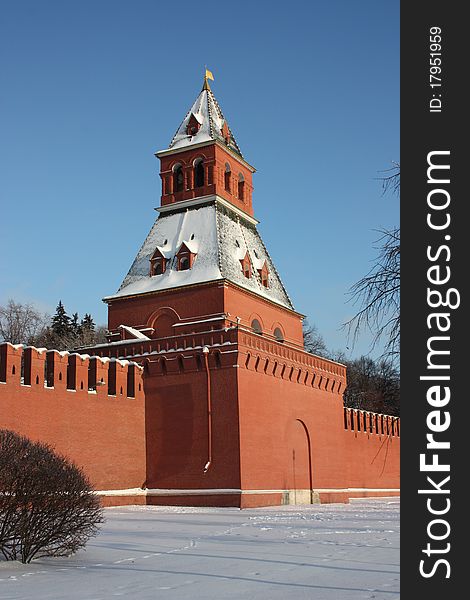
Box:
0;342;143;401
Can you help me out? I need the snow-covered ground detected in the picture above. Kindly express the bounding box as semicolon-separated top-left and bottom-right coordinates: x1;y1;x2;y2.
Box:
0;498;399;599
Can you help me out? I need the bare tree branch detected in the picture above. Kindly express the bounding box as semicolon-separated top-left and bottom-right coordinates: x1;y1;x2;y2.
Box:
344;165;400;364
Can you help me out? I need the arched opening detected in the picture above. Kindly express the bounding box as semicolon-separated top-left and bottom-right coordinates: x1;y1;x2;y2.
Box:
179;256;190;271
154;262;163;275
286;419;314;504
273;327;284;342
224;163;231;192
251;319;262;334
148;307;180;338
194;158;204;188
238;173;245;201
173;164;184;192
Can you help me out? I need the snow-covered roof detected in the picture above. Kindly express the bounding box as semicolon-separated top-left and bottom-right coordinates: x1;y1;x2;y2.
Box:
105;202;293;310
118;325;151;340
164;84;243;157
178;239;198;254
154;244;171;259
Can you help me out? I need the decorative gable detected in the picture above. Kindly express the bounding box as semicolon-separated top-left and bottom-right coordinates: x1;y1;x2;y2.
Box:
239;251;252;279
150;247;169;276
257;260;269;288
176;241;197;271
221;121;231;145
186;112;202;136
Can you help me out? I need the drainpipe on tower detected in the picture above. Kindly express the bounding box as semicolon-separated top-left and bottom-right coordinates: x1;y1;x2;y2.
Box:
202;346;212;473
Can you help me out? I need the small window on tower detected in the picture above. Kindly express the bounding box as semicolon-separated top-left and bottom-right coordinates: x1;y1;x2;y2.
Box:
238;174;245;201
251;319;263;335
194;158;205;188
176;241;197;271
224;163;231;192
257;261;269;288
179;256;190;271
173;164;184;192
150;248;168;276
239;251;251;279
274;327;284;343
186;113;201;137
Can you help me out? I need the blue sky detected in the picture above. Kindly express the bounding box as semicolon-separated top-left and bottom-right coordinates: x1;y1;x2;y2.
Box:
1;0;399;358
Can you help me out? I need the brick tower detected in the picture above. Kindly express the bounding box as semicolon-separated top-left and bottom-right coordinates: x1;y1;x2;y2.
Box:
105;74;304;349
72;75;399;507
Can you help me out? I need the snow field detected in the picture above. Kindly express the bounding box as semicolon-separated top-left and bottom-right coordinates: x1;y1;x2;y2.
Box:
0;498;399;600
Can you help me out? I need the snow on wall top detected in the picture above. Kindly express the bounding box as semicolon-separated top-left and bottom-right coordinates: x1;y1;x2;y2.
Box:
107;203;294;310
167;86;242;157
118;325;150;340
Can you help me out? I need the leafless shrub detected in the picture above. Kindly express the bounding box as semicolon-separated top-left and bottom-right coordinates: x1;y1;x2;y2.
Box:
0;430;104;564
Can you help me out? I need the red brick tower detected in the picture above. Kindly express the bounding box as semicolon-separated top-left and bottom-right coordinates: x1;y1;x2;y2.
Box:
104;74;305;349
79;75;399;507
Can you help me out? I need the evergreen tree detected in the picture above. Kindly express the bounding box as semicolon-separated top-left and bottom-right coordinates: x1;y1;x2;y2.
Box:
81;314;95;334
80;314;96;346
70;312;81;338
51;301;71;339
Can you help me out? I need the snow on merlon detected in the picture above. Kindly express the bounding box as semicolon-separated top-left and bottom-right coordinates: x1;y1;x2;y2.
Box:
105;202;293;310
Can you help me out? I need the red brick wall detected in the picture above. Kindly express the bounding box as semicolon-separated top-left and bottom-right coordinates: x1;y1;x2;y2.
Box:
0;344;146;492
107;282;226;332
224;284;304;346
143;353;241;492
0;333;399;508
236;332;399;505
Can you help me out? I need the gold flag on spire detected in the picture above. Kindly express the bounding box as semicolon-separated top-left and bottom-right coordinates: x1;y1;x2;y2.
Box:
205;68;214;82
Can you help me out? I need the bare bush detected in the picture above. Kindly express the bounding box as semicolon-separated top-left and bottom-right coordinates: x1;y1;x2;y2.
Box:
0;430;104;563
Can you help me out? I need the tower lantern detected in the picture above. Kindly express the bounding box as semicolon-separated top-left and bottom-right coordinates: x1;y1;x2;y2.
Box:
156;74;256;218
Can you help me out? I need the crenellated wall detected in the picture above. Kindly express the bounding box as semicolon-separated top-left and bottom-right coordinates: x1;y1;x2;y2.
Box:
235;331;399;507
0;343;146;506
0;331;400;508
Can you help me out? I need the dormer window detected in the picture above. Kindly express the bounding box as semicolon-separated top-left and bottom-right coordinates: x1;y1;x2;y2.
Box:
257;261;269;288
173;164;184;192
221;121;231;145
224;163;231;192
186;113;202;136
179;256;190;271
239;251;251;279
150;247;168;276
238;174;245;201
153;262;164;275
194;158;205;188
176;241;197;271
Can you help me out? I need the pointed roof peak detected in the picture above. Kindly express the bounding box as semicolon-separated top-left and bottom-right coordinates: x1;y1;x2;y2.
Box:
165;78;243;157
202;67;214;91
